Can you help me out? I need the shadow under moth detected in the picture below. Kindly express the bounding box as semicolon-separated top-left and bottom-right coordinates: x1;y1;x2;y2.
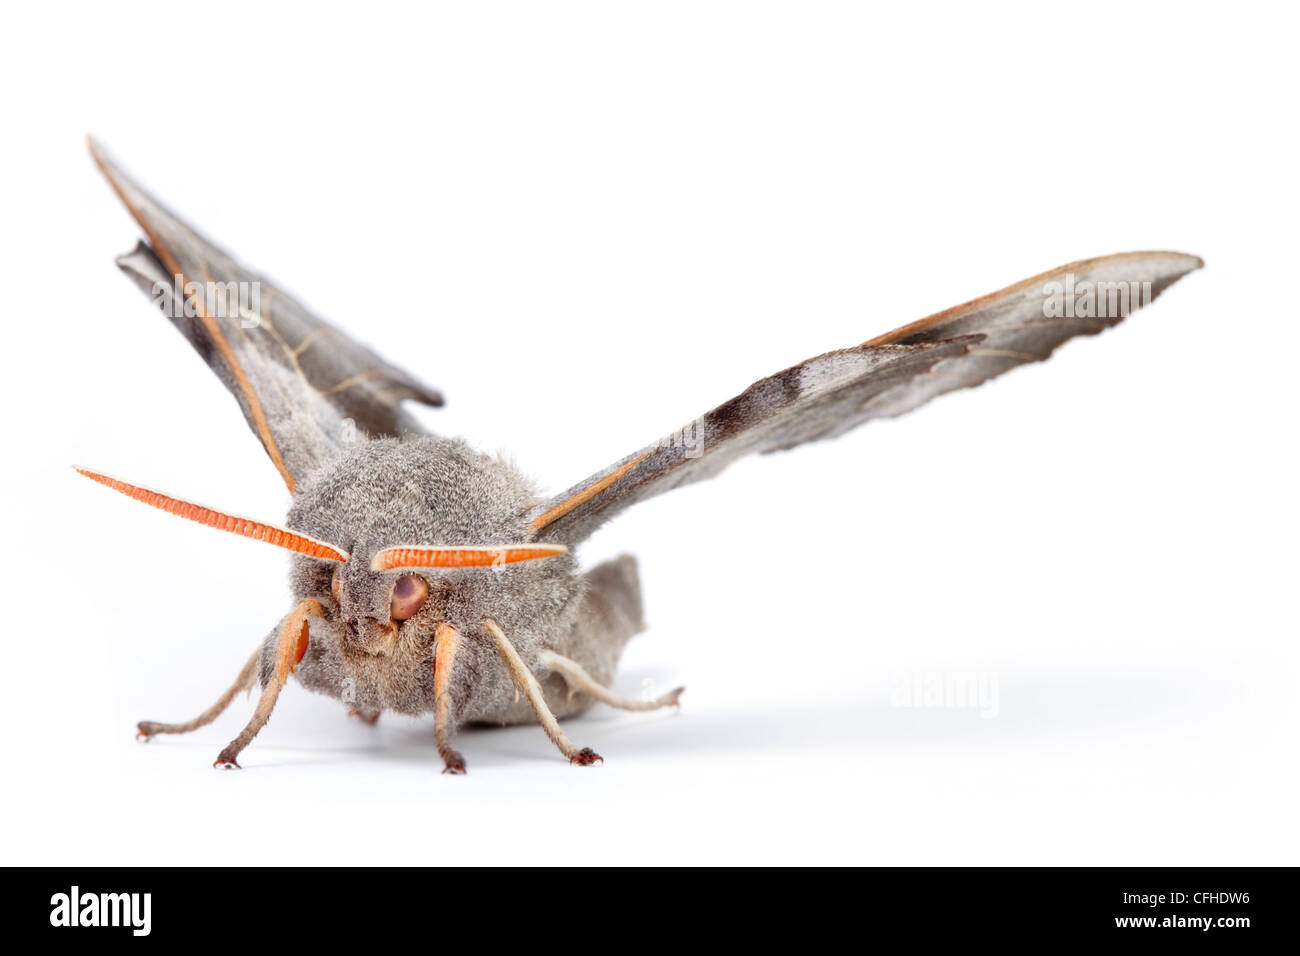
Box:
80;140;1202;773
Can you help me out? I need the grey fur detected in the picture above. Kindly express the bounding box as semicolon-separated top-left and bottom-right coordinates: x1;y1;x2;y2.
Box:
276;436;639;726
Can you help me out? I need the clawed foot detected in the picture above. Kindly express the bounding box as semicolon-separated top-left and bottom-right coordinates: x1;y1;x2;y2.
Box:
135;720;166;740
348;708;381;725
213;751;241;770
441;751;467;775
569;747;604;766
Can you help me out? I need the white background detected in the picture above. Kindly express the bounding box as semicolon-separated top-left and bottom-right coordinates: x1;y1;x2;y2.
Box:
2;2;1296;865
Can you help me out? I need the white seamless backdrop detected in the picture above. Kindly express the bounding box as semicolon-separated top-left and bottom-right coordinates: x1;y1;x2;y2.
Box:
2;1;1296;865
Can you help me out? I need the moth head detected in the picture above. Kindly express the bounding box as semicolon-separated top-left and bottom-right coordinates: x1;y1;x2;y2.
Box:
281;437;581;648
325;542;567;655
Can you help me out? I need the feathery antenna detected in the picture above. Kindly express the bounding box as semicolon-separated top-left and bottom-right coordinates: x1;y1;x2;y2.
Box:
371;544;567;571
75;466;349;562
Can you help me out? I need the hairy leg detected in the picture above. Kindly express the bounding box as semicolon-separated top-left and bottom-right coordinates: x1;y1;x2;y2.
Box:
433;622;466;774
136;647;260;739
483;619;602;766
214;599;321;769
539;649;684;712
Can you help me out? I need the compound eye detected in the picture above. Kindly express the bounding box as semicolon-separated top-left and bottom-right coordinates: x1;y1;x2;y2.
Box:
331;567;343;603
390;575;430;621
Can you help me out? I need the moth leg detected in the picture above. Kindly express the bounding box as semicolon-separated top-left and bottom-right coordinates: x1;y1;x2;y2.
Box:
347;708;381;725
136;648;260;740
539;649;684;712
213;599;321;770
433;623;467;774
483;619;603;766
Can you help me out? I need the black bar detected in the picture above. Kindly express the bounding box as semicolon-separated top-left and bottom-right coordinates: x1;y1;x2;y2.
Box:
12;867;1290;943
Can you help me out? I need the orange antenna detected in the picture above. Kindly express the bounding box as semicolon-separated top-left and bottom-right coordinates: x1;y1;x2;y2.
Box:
371;544;567;572
75;466;349;563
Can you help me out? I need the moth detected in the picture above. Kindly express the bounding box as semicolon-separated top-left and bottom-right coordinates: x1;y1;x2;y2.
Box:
81;140;1202;773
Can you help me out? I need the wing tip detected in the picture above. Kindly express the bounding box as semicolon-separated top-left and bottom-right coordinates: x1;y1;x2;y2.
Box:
864;250;1203;347
87;134;125;194
1141;249;1204;275
87;136;168;256
416;385;447;408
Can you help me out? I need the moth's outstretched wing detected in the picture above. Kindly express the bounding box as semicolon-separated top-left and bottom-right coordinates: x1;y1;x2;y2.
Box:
90;139;444;494
529;251;1202;544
